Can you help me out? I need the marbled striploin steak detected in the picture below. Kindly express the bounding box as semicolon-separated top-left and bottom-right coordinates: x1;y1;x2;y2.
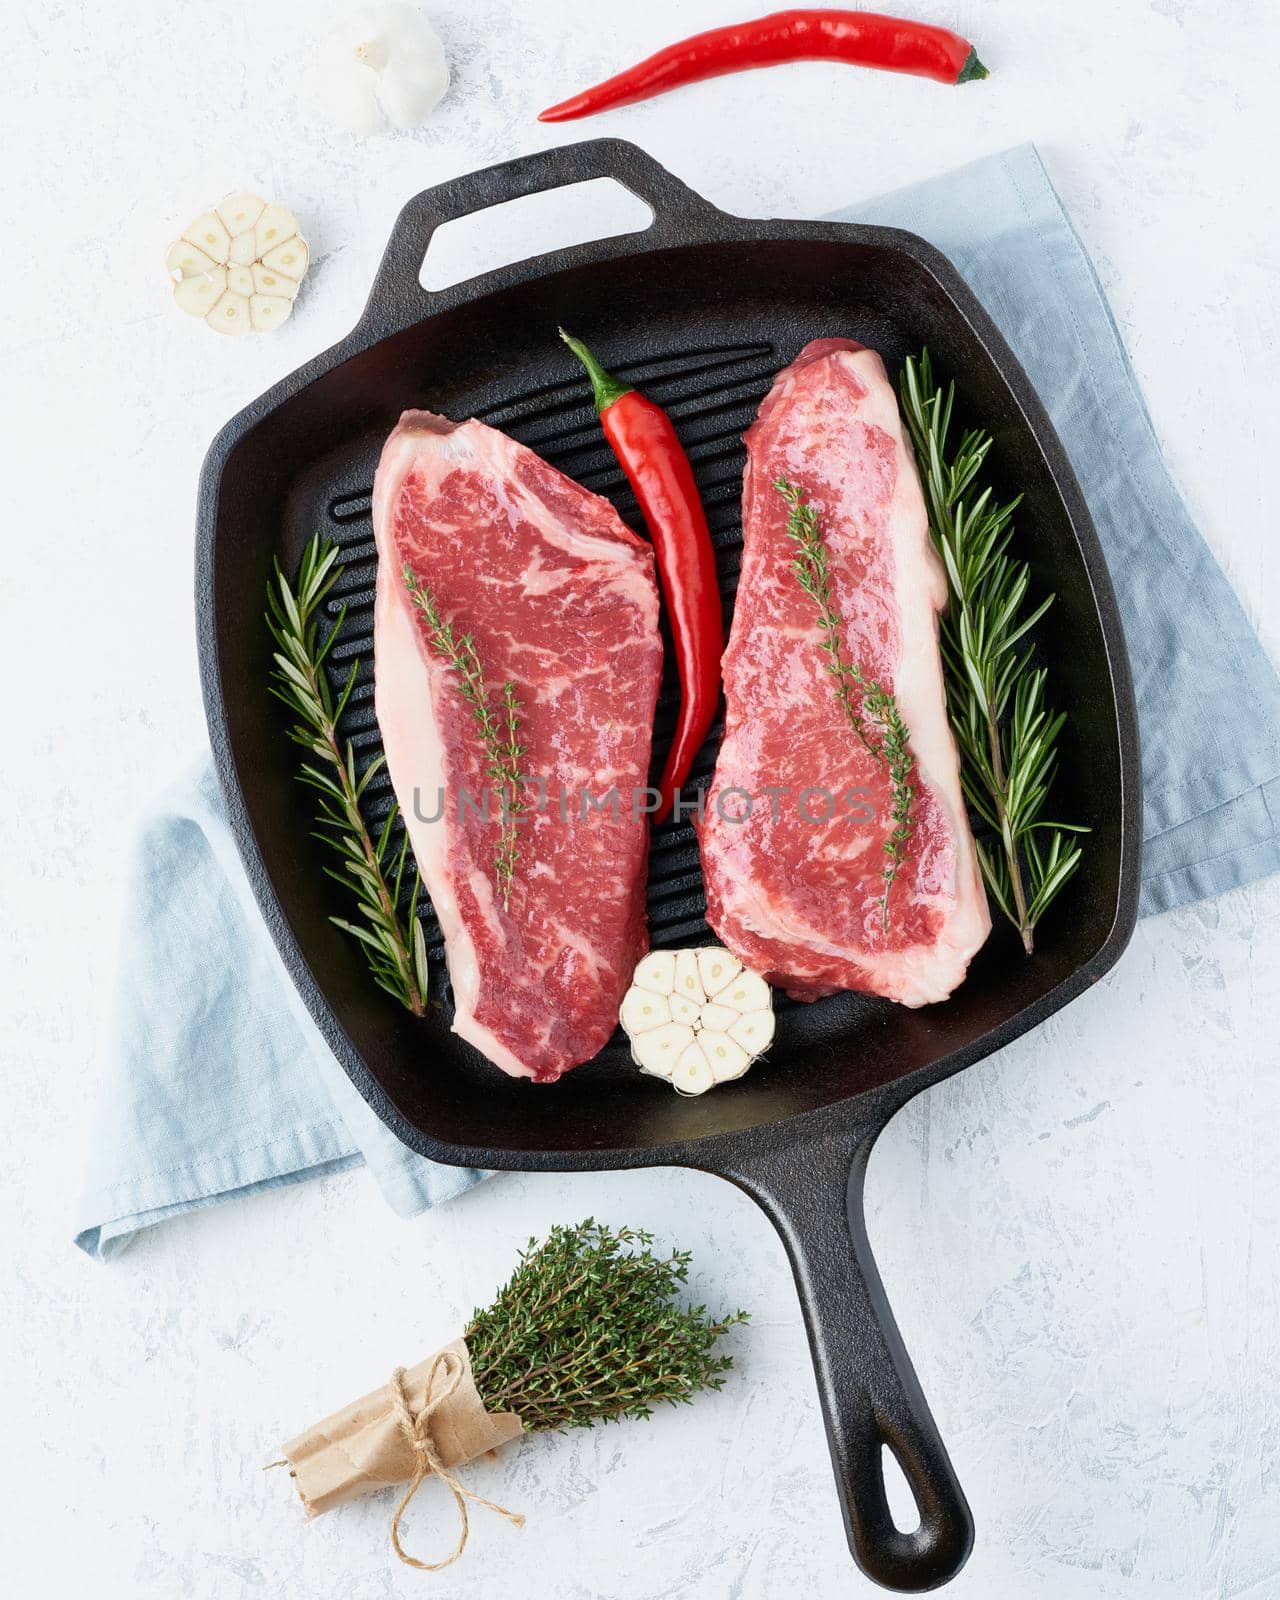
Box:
373;411;663;1080
701;340;990;1005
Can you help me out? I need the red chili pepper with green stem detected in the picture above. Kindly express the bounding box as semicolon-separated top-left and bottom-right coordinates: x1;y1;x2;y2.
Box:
560;329;722;825
540;9;987;122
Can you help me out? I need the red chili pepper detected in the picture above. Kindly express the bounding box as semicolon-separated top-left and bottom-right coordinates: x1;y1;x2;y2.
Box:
560;330;722;825
539;9;987;121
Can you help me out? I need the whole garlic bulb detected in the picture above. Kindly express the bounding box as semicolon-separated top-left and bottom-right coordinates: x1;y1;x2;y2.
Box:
314;3;450;136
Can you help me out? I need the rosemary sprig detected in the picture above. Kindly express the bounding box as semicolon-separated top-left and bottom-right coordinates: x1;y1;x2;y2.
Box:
776;477;916;929
899;350;1087;954
266;536;428;1014
466;1220;747;1432
402;564;525;910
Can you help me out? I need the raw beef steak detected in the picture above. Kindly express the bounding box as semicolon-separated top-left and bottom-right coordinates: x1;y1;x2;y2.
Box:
701;341;990;1006
373;411;663;1080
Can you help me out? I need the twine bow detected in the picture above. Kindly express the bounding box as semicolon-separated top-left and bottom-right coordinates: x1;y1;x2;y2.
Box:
386;1350;525;1571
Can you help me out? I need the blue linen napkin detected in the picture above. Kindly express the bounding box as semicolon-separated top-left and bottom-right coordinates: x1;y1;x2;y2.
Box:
74;761;487;1260
74;142;1280;1261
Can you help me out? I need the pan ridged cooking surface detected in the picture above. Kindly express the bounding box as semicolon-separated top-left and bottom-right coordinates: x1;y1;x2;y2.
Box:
312;339;787;1014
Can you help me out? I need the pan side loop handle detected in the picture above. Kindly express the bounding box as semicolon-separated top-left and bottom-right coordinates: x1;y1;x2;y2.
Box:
359;138;727;332
720;1122;974;1592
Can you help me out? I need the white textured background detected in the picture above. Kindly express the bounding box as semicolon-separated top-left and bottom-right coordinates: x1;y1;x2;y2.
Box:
3;1;1279;1596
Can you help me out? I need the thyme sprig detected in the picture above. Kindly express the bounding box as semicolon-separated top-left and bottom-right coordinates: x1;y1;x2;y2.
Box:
466;1220;747;1432
495;681;524;898
402;564;525;910
266;536;428;1014
899;350;1087;954
776;477;916;929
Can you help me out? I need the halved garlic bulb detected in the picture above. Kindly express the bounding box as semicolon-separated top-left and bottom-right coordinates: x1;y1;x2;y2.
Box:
621;946;775;1095
166;194;308;336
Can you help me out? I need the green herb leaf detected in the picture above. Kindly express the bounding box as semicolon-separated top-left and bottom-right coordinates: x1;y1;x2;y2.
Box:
775;477;916;930
266;536;427;1015
466;1220;747;1433
402;564;524;911
899;351;1087;953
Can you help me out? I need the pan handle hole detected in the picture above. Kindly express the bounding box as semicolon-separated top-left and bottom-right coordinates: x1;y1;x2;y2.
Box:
882;1442;922;1535
420;179;655;292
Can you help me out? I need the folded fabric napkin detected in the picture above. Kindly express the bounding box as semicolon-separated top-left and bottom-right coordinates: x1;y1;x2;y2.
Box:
75;142;1280;1261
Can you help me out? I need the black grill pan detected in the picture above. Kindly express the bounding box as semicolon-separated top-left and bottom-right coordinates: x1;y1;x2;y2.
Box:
197;140;1141;1592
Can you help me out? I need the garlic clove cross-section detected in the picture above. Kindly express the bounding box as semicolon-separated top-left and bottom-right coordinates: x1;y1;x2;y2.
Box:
228;231;259;268
699;1031;752;1083
669;994;701;1027
166;240;218;279
620;986;671;1038
254;203;300;260
172;266;226;319
313;4;450;137
630;950;676;997
672;1039;715;1096
619;945;776;1096
167;194;307;335
181;212;231;265
217;193;266;236
250;295;295;332
631;1022;696;1079
207;289;253;337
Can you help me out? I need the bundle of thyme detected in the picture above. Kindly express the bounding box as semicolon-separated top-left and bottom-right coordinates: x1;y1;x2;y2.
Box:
402;564;526;910
266;536;428;1013
899;351;1086;954
467;1220;747;1431
776;477;916;929
275;1219;747;1572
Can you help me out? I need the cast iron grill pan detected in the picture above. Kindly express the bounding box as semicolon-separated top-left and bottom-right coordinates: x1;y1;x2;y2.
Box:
198;141;1141;1592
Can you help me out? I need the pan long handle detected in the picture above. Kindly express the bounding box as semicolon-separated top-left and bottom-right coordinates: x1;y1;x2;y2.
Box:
359;138;729;334
719;1120;974;1592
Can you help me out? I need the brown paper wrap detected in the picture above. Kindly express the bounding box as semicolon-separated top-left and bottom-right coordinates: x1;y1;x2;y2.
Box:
277;1337;525;1569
